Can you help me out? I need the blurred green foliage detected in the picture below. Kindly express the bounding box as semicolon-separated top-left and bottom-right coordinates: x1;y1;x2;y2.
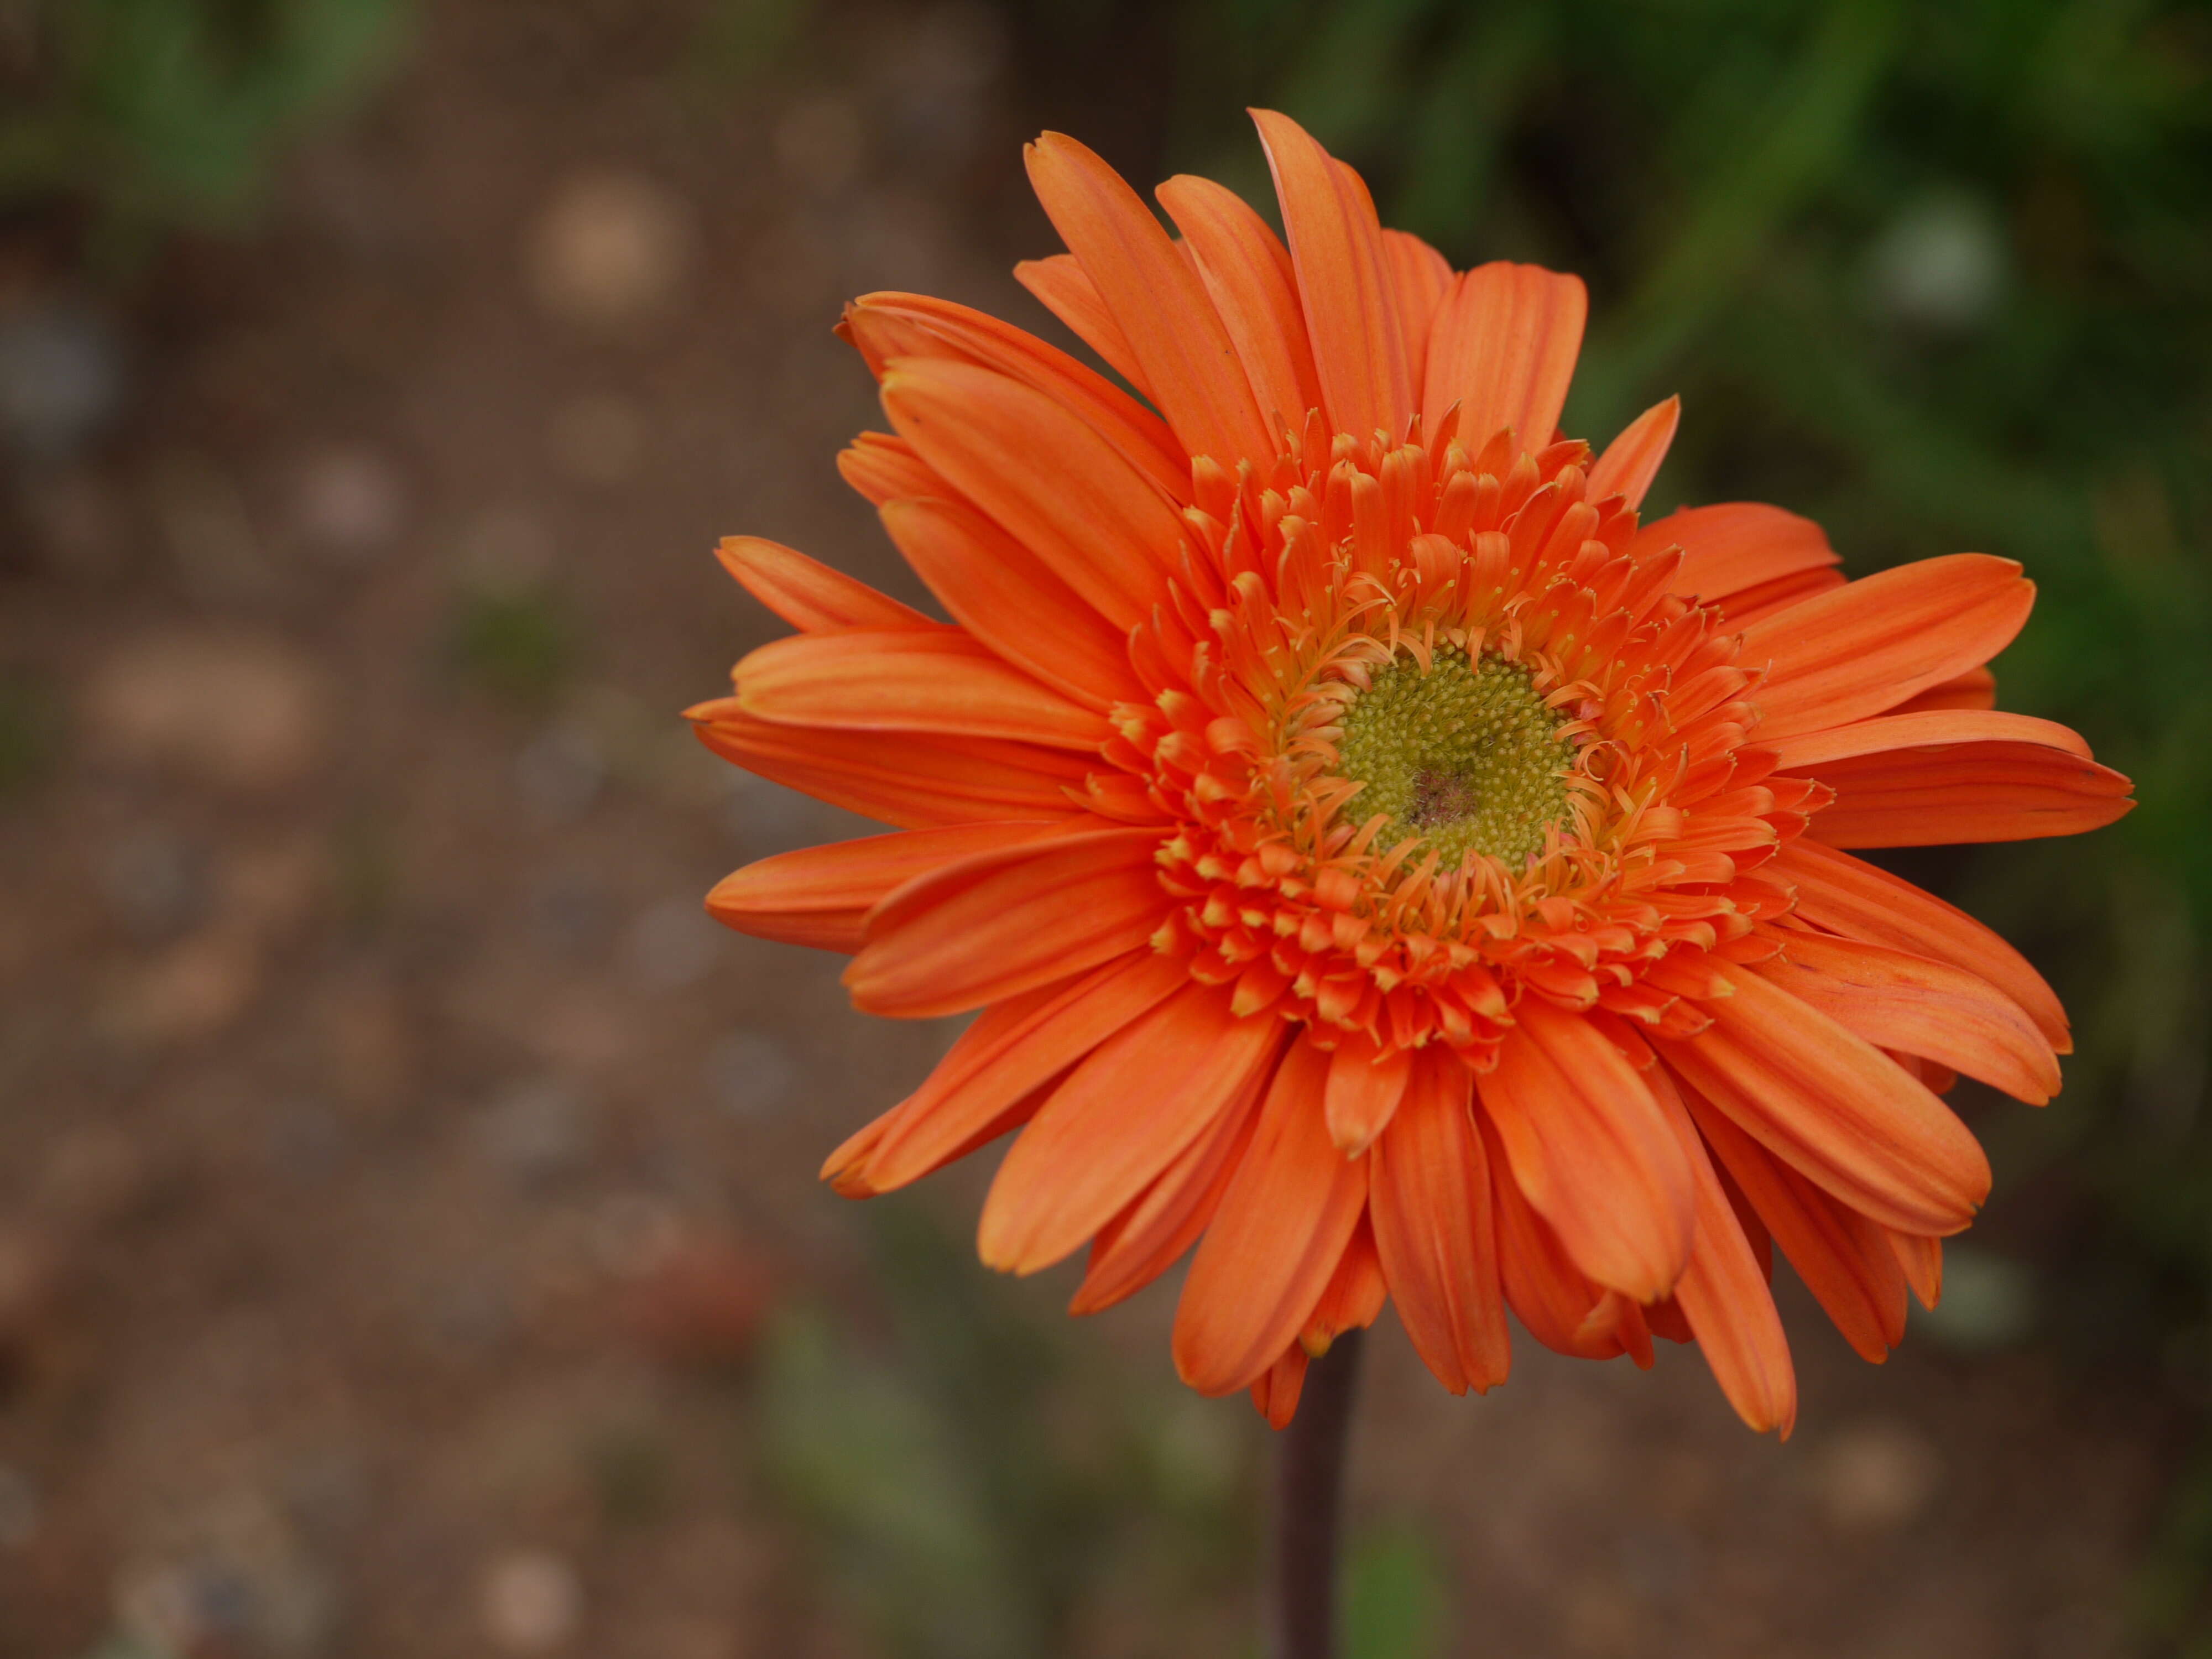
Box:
446;589;575;706
756;1201;1253;1658
1343;1525;1447;1659
0;0;410;254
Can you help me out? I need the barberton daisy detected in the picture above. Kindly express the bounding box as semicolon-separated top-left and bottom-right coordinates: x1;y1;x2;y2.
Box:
693;110;2131;1437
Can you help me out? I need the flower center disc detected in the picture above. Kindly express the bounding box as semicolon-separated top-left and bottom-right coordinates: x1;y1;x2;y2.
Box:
1334;645;1572;868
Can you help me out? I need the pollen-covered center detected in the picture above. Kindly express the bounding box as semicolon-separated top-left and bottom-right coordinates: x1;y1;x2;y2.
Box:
1334;645;1573;868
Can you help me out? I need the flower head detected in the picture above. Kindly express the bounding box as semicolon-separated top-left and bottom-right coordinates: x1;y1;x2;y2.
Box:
693;112;2132;1434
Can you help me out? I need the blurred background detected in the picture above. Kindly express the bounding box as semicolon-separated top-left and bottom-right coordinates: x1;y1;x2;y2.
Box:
0;0;2206;1654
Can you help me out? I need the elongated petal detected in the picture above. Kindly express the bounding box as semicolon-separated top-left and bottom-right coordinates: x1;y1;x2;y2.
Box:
879;496;1138;709
1681;1082;1909;1363
1636;502;1839;605
1646;1068;1797;1435
1742;554;2034;736
1767;708;2090;771
1890;1230;1943;1310
1302;1217;1388;1354
1157;173;1322;438
982;985;1286;1273
1892;666;1999;714
1479;1103;1630;1361
1027;132;1272;468
842;291;1188;502
708;821;1066;952
1587;397;1680;509
735;628;1109;750
881;358;1184;630
1014;253;1150;393
1072;1063;1267;1314
1381;229;1453;404
1777;839;2067;1047
716;536;930;632
838;432;944;506
1173;1034;1368;1394
1478;998;1695;1300
847;827;1166;1016
1764;929;2060;1104
1802;738;2134;847
690;703;1088;828
1656;967;1991;1235
856;950;1188;1192
1422;261;1586;458
1370;1049;1510;1394
1323;1035;1412;1155
1253;108;1411;443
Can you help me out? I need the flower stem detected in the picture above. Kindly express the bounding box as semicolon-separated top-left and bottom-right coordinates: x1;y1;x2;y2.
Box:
1269;1328;1365;1659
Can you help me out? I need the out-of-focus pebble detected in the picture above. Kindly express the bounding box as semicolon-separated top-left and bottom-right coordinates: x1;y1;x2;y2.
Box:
456;504;556;593
515;724;605;824
1919;1243;2038;1353
546;394;646;486
773;95;867;194
1867;192;2006;331
525;170;695;330
102;931;264;1047
291;444;408;561
704;1029;798;1119
84;631;329;792
1812;1418;1943;1532
480;1547;583;1653
0;300;123;463
0;1464;38;1548
620;1233;778;1368
475;1077;596;1185
624;898;723;990
100;829;212;938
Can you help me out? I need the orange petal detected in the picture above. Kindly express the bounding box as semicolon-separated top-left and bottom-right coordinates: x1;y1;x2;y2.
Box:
1478;998;1695;1301
1322;1035;1412;1155
690;705;1088;828
1302;1216;1388;1354
1800;737;2134;848
1679;1080;1910;1363
1480;1103;1628;1360
707;821;1066;953
881;358;1183;630
1888;1230;1944;1310
1587;397;1680;510
1018;252;1147;383
1656;967;1991;1236
846;826;1167;1017
1767;708;2090;771
1741;553;2035;737
714;536;930;632
1251;108;1412;443
1249;1344;1309;1430
1645;1068;1797;1436
1369;1048;1511;1395
1891;666;1997;714
1636;502;1839;606
843;292;1187;498
859;950;1189;1192
1026;133;1271;468
838;432;943;506
1776;839;2067;1048
1156;173;1323;439
1072;1060;1268;1315
1762;929;2061;1105
1421;260;1586;459
735;628;1109;750
1380;228;1454;405
982;985;1286;1274
878;495;1138;709
1173;1032;1369;1394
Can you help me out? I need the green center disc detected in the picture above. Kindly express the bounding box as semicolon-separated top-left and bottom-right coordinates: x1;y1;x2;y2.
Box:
1333;644;1572;868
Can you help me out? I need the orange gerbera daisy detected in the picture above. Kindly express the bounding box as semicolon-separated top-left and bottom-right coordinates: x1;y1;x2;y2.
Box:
693;111;2132;1436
